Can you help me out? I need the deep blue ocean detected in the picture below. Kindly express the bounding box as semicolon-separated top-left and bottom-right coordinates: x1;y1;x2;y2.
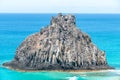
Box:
0;14;120;80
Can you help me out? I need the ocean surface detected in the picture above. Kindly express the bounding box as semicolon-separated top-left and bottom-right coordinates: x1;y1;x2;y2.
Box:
0;13;120;80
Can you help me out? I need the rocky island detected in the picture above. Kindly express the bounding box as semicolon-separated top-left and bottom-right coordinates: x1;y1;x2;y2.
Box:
3;13;113;71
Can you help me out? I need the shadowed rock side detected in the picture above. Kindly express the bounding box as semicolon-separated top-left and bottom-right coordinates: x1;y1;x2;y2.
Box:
3;13;113;71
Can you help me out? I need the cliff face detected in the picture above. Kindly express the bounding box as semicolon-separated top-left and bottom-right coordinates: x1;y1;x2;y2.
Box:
3;13;113;70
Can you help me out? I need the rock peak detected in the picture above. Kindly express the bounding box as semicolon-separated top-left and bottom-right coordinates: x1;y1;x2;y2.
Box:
51;13;76;26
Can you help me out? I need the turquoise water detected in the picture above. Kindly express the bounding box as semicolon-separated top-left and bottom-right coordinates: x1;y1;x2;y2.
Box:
0;14;120;80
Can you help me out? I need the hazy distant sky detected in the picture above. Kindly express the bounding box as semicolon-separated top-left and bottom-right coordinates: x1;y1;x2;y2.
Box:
0;0;120;13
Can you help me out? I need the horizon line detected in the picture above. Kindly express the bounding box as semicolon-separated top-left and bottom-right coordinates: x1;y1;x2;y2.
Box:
0;12;120;14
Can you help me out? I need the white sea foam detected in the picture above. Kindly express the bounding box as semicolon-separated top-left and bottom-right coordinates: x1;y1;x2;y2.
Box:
108;70;120;73
66;76;78;80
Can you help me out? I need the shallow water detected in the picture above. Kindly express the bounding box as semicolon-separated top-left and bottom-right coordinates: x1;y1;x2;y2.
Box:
0;14;120;80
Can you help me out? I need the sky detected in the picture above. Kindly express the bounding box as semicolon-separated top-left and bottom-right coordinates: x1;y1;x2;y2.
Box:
0;0;120;13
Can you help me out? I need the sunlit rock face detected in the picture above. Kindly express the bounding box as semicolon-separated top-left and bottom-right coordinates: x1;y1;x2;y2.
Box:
3;13;113;70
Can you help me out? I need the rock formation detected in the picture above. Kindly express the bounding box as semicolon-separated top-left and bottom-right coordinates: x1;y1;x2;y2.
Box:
3;13;113;71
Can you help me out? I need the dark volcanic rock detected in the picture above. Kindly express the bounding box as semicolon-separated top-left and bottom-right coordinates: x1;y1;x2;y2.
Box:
3;13;113;71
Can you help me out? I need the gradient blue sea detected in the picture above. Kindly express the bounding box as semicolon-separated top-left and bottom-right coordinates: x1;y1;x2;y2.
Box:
0;14;120;80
